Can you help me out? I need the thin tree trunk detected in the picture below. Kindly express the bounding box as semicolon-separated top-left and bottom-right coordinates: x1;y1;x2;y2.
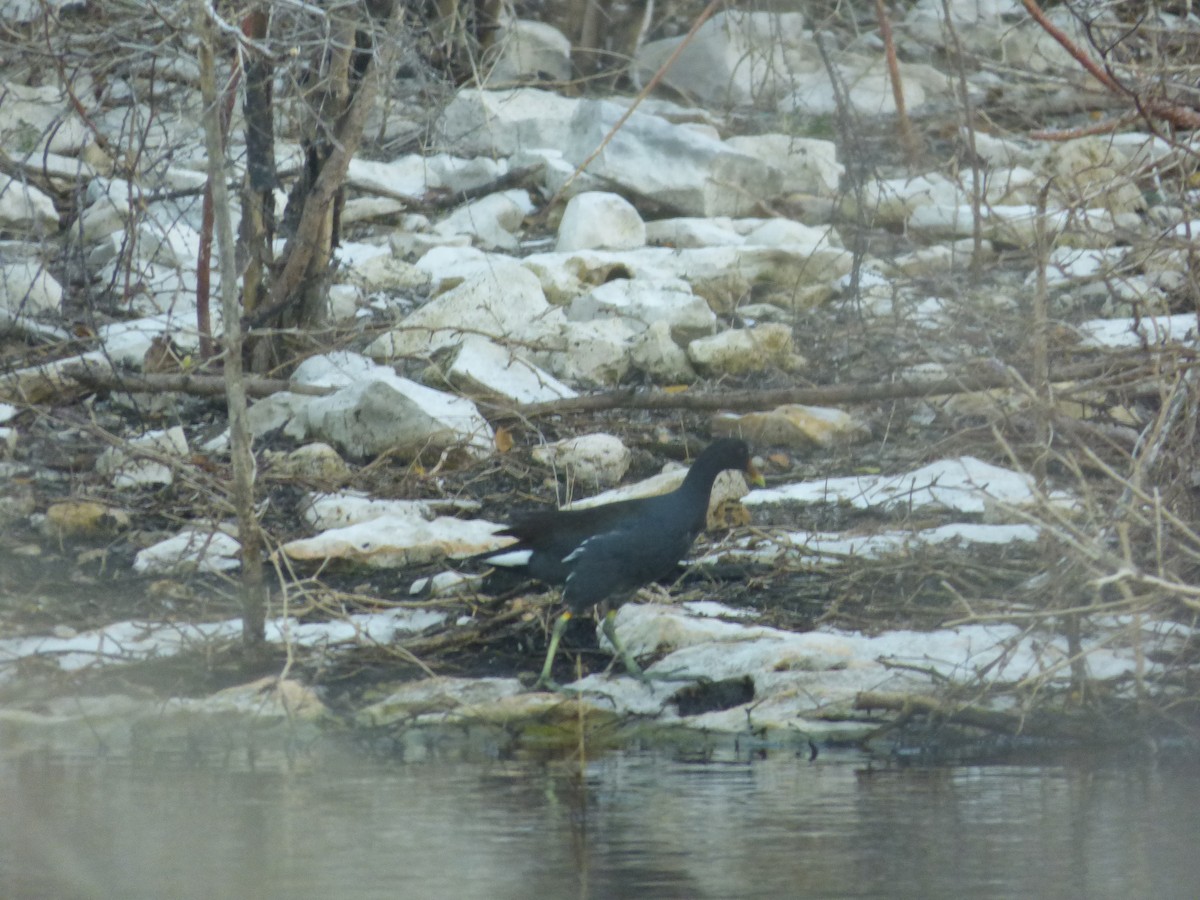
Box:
195;0;267;649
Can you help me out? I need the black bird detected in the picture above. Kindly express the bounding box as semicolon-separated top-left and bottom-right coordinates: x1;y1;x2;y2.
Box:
481;438;764;689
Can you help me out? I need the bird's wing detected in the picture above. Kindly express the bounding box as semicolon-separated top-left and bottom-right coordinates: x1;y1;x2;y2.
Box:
561;524;694;611
503;497;652;546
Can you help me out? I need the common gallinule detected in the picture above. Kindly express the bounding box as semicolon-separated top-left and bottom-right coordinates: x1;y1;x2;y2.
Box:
482;438;763;689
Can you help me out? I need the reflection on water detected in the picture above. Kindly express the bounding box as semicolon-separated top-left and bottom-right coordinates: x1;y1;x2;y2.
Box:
4;745;1200;900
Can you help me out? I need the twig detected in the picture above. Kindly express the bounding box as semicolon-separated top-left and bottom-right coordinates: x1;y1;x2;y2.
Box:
877;0;917;165
1021;0;1200;131
940;0;983;279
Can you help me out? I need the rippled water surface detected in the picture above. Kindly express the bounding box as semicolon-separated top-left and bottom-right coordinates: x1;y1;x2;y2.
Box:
4;746;1199;899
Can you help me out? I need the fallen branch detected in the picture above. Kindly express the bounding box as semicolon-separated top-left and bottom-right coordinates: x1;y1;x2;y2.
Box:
45;349;1189;420
497;352;1190;420
856;690;1027;733
62;363;332;399
399;604;532;658
855;690;1093;739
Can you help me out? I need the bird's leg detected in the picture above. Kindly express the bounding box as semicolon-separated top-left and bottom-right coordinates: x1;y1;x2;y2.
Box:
602;609;700;685
535;609;697;691
533;610;572;691
602;609;647;680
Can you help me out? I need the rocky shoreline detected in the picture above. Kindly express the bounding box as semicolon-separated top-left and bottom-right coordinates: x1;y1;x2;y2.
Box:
2;2;1199;760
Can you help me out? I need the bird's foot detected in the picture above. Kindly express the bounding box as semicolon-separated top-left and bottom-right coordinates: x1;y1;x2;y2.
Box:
615;653;698;687
523;668;595;694
639;667;703;685
519;670;569;693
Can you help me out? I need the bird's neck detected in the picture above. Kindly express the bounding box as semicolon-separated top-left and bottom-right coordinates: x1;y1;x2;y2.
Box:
680;456;724;498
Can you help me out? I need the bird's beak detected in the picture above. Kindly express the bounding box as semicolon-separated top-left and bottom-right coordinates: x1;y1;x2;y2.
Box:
746;459;766;488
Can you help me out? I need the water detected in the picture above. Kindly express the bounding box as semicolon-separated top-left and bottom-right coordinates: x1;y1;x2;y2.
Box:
3;747;1199;899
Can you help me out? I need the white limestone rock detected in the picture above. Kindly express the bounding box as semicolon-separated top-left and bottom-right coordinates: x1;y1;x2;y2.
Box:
513;146;605;198
888;239;996;277
347;253;431;294
436;87;582;156
300;491;478;531
850;173;965;226
0;0;80;24
432;189;534;251
366;263;564;360
0;259;62;316
783;56;947;117
1041;137;1146;215
1076;313;1198;350
95;260;200;317
687;324;803;376
0;83;91;156
134;217;202;268
741;218;842;249
634;11;812;108
534;318;634;386
484;18;572;84
726;133;842;196
713;405;870;449
0;175;59;235
562;99;782;217
355;677;528;728
96;313;210;369
442;334;578;405
411;245;515;291
96;426;190;489
263;443;352;482
133;528;242;574
1007;26;1089;77
77;192;130;244
424;154;511;193
346;155;429;199
556;191;646;252
532;434;632;489
288;358;494;460
293;351;384;387
908;203;1120;247
522;244;853;309
645;217;746;247
630;321;698;383
568;277;716;342
341;196;408;225
328;284;363;320
747;456;1076;520
281;513;506;568
1108;132;1176;168
409;570;485;598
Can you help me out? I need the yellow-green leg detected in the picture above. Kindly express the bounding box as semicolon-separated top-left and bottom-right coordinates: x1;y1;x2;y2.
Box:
534;610;572;690
601;609;647;680
603;609;697;685
534;607;693;691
